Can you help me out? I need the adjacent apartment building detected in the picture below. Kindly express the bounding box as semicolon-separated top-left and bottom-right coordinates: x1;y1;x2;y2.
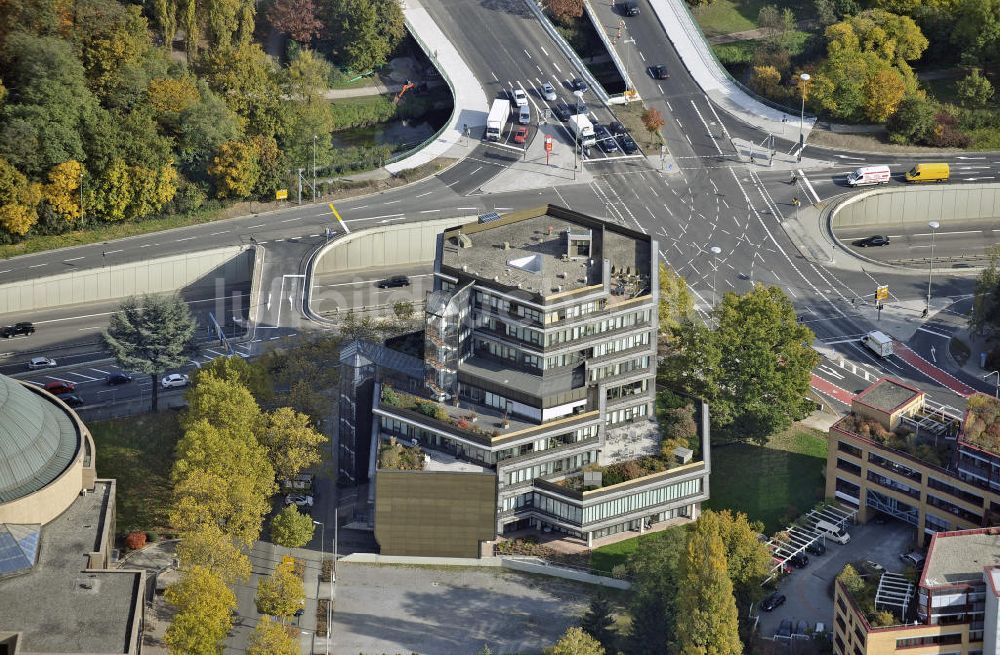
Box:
826;378;1000;547
833;527;1000;654
339;205;711;556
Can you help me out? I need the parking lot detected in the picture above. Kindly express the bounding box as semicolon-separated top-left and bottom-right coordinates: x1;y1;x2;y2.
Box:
757;520;917;639
332;563;590;654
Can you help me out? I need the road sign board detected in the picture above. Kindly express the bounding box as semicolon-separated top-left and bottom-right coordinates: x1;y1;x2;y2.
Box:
876;285;889;301
544;136;553;152
275;189;288;201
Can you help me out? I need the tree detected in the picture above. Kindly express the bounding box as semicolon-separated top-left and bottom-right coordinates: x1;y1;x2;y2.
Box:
148;77;202;116
837;564;865;594
0;156;42;237
548;0;584;25
199;43;286;139
581;594;615;652
260;407;327;481
71;0;152;108
658;320;722;414
270;504;316;548
957;69;995;107
175;522;252;584
545;627;604;655
749;65;783;99
886;95;936;144
674;517;742;655
952;0;1000;70
247;616;300;655
42;160;83;221
626;527;688;654
712;284;818;445
705;510;770;603
268;0;323;42
256;557;305;618
862;67;907;122
164;565;236;655
658;262;693;337
103;294;196;411
194;354;273;401
641;108;665;138
322;0;405;72
209;139;260;198
970;247;1000;336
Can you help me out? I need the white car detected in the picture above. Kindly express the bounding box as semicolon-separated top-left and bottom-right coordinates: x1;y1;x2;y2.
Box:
284;494;314;508
540;82;557;101
161;373;189;388
512;88;528;107
27;356;57;370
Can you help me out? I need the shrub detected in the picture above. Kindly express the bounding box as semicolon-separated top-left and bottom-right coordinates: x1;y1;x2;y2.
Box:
146;531;159;543
928;111;971;148
125;531;147;551
887;95;936;145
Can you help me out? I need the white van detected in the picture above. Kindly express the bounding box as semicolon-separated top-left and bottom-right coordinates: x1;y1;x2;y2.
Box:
815;519;851;544
847;165;891;187
518;104;530;125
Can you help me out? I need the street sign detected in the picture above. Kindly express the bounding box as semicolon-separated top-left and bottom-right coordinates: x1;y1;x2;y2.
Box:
876;285;889;301
275;189;288;201
544;136;553;152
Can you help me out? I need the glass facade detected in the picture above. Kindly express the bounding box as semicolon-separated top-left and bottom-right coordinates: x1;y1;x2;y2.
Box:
531;477;703;527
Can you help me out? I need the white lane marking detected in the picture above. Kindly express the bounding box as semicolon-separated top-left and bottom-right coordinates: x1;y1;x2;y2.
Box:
911;230;981;237
415;191;432;198
639;51;646;62
64;371;101;381
917;326;953;338
64;256;85;262
77;326;103;331
347;213;405;222
798;171;821;204
688;100;722;155
247;223;265;228
105;249;123;254
420;209;440;214
524;49;532;59
540;46;549;56
91;368;111;375
281;217;302;223
175;237;196;242
29;263;47;268
553;61;562;73
384;200;401;205
491;71;499;82
209;231;229;236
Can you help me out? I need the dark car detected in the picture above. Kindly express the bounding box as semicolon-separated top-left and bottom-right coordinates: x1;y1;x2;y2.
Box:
854;235;890;247
107;372;133;386
761;592;786;612
794;620;809;636
619;135;639;154
44;381;76;396
570;78;589;93
789;553;809;568
376;275;410;289
1;322;34;338
649;65;670;80
60;394;85;407
608;121;627;137
569;99;588;116
619;0;640;15
775;619;793;639
805;540;826;556
553;100;572;121
595;125;619;153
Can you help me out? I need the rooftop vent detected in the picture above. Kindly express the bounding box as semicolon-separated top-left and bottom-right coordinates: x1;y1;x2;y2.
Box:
457;233;473;248
502;241;511;250
673;447;694;465
509;254;543;273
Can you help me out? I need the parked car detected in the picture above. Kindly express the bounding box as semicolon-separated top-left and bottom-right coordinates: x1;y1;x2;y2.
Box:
854;235;890;247
570;78;589;93
106;372;133;386
608;121;627;137
553;100;572;121
540;81;557;101
864;559;886;574
805;540;826;556
794;620;809;636
789;553;809;568
648;65;670;80
27;356;57;370
1;322;34;338
761;592;786;612
513;126;528;144
60;394;85;407
619;0;640;14
619;135;639;155
376;275;410;288
775;619;793;639
595;125;619;153
161;373;189;388
772;557;793;574
44;381;76;395
284;493;314;508
512;88;528;107
900;551;926;567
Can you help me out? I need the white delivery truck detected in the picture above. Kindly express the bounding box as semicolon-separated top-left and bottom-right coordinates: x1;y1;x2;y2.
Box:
863;330;893;358
815;519;851;544
846;165;892;187
485;98;511;142
568;114;596;147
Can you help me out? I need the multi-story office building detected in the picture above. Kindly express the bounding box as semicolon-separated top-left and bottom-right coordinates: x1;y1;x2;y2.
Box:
340;206;711;555
826;378;999;547
833;527;1000;654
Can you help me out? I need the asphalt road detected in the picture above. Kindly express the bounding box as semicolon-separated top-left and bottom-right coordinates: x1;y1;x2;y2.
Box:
836;218;1000;265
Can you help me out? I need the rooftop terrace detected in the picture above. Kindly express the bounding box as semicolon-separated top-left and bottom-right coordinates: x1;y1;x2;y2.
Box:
961;393;1000;456
854;378;923;414
923;527;1000;588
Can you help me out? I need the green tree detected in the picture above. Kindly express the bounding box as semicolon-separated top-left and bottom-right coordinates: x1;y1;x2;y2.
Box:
658;262;693;337
705;510;771;603
749;65;783;99
256;557;305;618
970;246;1000;336
260;407;327;481
886;94;937;144
674;518;742;655
42;160;83;222
580;594;616;652
208;139;260;199
270;504;316;548
103;294;196;411
322;0;404;72
837;564;865;594
545;626;604;655
956;69;995;107
658;320;722;416
194;354;273;403
247;616;300;655
712;284;818;445
862;67;907;122
199;42;286;138
953;0;1000;70
71;0;152;108
164;565;236;655
175;522;252;584
626;527;688;654
0;156;42;237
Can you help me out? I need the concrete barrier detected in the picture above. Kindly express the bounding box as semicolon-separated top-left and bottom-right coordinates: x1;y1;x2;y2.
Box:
0;246;253;314
831;183;1000;231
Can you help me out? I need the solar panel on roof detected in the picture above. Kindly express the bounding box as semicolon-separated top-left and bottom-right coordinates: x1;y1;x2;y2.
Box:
478;212;501;224
0;524;40;578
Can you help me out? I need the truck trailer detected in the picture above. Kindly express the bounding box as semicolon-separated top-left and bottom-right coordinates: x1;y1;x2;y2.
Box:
485;98;511;142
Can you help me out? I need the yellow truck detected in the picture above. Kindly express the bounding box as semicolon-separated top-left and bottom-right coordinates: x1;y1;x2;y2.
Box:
905;162;950;183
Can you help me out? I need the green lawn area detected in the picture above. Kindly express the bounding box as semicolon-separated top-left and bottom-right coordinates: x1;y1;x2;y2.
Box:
591;525;689;575
705;424;828;534
693;0;810;38
90;412;181;536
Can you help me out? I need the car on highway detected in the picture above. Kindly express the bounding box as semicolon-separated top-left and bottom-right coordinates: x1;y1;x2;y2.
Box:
106;372;133;386
44;381;76;395
619;0;640;15
648;65;670;80
60;394;85;407
570;78;588;93
805;540;826;556
570;99;588;116
161;373;189;388
513;126;528;144
377;275;410;289
553;100;572;121
619;134;639;155
2;322;34;338
789;552;809;568
284;493;314;508
595;125;619;153
853;235;890;247
512;88;528;107
540;81;557;101
761;592;786;611
27;356;57;370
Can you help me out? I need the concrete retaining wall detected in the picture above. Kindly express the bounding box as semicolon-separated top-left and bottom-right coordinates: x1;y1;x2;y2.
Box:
831;183;1000;231
0;246;253;314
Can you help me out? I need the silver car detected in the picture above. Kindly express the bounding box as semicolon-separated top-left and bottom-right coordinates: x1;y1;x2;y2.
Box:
27;356;57;369
540;81;557;101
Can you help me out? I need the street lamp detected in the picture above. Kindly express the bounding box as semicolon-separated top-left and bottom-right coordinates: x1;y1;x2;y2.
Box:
985;371;1000;398
926;220;940;314
312;135;318;202
709;245;722;307
798;73;810;162
573;89;585;179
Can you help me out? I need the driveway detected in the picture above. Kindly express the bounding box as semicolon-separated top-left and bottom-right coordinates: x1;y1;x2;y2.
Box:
757;520;917;638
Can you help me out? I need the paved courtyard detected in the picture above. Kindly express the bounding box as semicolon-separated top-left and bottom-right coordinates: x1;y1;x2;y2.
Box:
332;564;591;654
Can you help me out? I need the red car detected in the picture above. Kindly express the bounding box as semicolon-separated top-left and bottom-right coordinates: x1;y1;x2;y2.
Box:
514;126;528;144
44;380;76;395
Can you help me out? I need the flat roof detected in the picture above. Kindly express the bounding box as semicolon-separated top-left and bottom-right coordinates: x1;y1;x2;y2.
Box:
923;528;1000;588
854;378;923;414
0;481;142;653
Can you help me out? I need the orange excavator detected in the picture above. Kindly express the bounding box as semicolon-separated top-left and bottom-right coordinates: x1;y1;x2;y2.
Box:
394;81;415;104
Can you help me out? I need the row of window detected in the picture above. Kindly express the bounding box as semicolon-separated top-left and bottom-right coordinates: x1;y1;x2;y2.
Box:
867;471;920;499
607;379;649;401
532;476;704;525
473;290;608;327
504;450;598;486
868;451;921;483
589;356;650;383
544;309;651;347
592;331;651;358
927;476;984;507
838;440;862;458
895;633;963;648
474;337;542;371
607;402;649;426
927;494;982;524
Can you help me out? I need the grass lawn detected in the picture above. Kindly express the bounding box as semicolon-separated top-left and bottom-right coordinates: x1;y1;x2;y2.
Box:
590;524;688;575
90;412;181;536
704;424;828;534
693;0;811;38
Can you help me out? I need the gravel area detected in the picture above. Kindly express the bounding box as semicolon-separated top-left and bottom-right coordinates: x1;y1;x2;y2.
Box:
332;563;591;654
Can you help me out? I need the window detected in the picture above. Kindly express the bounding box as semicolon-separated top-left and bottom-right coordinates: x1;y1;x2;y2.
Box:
928;477;983;507
837;458;862;476
867;471;920;499
927;495;981;524
606;402;649;426
895;633;962;648
868;452;921;482
838;441;863;458
582;477;702;524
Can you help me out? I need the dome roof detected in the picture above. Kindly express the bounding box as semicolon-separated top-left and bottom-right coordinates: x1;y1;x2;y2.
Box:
0;375;79;503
